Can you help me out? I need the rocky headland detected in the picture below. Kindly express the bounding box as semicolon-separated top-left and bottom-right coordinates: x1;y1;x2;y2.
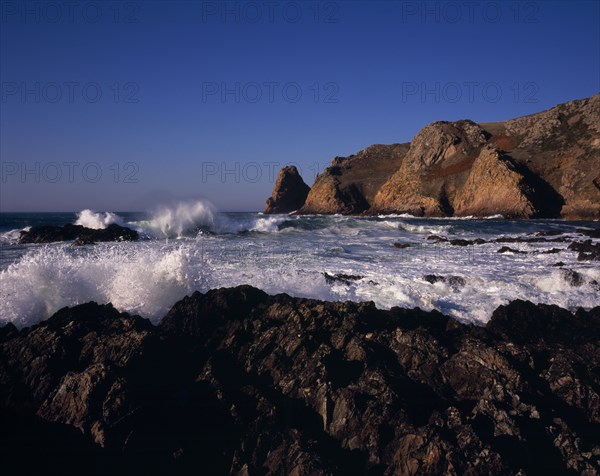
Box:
1;286;599;475
265;94;600;219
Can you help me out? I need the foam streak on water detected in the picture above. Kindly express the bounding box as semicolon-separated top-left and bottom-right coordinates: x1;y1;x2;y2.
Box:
1;207;599;328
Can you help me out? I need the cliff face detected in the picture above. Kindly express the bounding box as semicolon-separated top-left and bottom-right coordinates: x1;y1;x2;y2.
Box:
484;93;600;219
265;94;600;218
264;165;310;214
452;147;537;217
297;143;409;214
1;287;599;475
371;120;491;216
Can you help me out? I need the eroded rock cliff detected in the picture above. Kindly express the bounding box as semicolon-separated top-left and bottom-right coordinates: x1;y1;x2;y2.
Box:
265;94;600;218
297;143;409;215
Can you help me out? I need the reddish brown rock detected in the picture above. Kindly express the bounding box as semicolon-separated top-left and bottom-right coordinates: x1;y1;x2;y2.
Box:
453;146;537;218
268;94;600;218
371;120;489;216
264;165;310;214
298;144;409;214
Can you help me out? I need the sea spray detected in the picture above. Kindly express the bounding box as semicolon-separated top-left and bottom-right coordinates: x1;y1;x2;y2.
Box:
2;213;599;328
142;200;217;238
0;243;204;327
75;209;124;229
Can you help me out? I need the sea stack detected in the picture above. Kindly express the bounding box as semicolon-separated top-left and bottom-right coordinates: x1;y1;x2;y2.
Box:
264;165;311;214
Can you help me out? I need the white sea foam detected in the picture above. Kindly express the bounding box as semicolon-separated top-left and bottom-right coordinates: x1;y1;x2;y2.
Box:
249;216;287;233
141;200;217;237
0;243;203;327
399;222;452;234
0;227;29;245
1;214;598;329
377;213;417;219
75;209;124;229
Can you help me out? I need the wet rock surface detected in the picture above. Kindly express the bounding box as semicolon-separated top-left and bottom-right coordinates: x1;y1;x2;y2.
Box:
497;246;527;254
1;287;599;475
323;272;364;285
568;240;600;261
423;274;466;288
19;223;139;244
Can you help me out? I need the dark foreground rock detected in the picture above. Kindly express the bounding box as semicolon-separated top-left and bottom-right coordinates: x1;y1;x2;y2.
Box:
19;223;139;244
1;287;599;475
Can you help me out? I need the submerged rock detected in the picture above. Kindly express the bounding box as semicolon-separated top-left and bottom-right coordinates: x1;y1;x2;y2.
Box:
19;223;139;244
560;269;586;287
1;286;599;475
497;246;527;254
423;274;466;288
323;272;363;284
576;227;600;239
568;240;600;261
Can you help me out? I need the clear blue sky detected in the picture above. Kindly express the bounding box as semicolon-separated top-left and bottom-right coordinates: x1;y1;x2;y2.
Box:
1;0;599;212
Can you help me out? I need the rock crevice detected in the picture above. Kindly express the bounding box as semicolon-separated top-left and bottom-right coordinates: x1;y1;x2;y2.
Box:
1;287;599;475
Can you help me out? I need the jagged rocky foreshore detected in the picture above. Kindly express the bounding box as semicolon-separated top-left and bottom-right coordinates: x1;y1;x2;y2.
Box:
1;286;599;475
265;94;600;219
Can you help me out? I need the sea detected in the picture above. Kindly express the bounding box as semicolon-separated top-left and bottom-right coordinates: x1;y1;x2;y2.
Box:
1;201;599;328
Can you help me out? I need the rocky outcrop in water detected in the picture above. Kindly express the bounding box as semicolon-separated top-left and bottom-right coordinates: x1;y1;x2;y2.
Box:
264;165;311;214
1;286;599;475
266;94;600;218
19;223;139;244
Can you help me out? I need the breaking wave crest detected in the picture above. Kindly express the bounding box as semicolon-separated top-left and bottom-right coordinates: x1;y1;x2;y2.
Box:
0;243;203;327
75;210;124;229
139;200;218;237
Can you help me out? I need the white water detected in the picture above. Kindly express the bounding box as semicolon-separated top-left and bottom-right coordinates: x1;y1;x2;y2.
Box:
1;206;599;328
0;243;202;327
75;209;124;229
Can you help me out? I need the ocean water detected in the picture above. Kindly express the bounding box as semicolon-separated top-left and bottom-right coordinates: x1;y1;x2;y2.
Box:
1;202;599;328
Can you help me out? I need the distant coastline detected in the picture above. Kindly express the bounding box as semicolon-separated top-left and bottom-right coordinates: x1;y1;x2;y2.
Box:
265;94;600;220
